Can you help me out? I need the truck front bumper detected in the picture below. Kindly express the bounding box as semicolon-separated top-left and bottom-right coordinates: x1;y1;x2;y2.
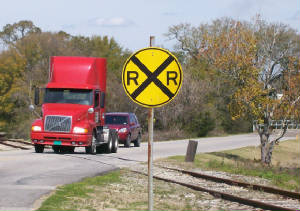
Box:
31;132;92;147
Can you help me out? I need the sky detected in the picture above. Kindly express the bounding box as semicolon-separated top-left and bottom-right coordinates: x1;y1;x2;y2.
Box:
0;0;299;51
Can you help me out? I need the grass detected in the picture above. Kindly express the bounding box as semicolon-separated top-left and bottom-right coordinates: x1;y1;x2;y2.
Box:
164;139;300;191
37;171;121;211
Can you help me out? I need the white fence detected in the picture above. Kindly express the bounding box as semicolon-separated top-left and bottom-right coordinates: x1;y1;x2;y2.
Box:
253;120;300;131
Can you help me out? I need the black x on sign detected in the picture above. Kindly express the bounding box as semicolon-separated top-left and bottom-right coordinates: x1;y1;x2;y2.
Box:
122;47;182;108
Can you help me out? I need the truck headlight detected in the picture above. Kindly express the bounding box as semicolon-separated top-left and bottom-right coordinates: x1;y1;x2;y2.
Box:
119;128;127;133
73;127;88;134
32;126;42;132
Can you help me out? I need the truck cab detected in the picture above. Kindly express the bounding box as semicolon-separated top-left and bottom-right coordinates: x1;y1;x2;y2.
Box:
31;56;118;154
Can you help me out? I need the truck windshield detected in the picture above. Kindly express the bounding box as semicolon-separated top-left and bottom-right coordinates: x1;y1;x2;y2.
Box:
105;115;128;125
44;88;93;105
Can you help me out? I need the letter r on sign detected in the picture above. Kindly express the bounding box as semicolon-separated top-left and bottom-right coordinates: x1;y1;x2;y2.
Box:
127;71;139;86
167;71;178;85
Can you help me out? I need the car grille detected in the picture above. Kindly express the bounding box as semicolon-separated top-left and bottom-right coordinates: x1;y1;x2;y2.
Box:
44;115;72;132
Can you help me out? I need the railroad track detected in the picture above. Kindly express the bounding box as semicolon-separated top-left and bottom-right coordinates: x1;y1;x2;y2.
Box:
0;138;33;150
162;166;300;200
131;165;300;211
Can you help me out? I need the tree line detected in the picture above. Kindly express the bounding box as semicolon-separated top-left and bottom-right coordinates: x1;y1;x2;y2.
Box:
0;18;299;164
165;17;299;164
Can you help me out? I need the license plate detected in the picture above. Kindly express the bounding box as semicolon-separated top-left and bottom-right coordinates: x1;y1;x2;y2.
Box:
53;141;62;145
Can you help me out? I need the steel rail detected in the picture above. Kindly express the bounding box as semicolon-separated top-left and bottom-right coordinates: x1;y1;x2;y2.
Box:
161;166;300;200
7;139;33;146
0;141;30;150
132;170;299;211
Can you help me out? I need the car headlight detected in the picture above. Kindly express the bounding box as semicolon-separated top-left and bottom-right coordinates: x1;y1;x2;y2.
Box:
73;127;88;134
118;128;127;133
32;126;42;132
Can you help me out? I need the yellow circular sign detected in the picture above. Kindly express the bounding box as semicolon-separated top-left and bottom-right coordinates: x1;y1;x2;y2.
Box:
122;47;182;108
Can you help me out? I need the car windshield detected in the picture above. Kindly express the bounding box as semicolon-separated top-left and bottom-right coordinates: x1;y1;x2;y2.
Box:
44;88;93;105
105;115;128;125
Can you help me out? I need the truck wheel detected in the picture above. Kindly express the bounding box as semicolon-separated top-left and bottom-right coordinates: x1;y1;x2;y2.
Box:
111;131;118;153
85;133;96;155
134;133;141;147
35;144;44;153
105;131;113;153
124;134;131;148
96;144;105;153
52;146;60;153
60;146;74;154
67;147;75;153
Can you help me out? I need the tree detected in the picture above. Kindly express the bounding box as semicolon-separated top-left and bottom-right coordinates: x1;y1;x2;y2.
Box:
246;18;300;164
0;49;26;130
166;17;300;164
0;20;41;45
165;18;253;135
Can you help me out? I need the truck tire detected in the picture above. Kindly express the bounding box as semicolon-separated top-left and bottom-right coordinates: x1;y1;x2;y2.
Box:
134;133;141;147
67;146;75;153
60;146;75;154
124;134;131;148
85;133;96;155
52;146;60;153
105;131;113;153
96;144;105;153
35;144;44;153
111;131;118;153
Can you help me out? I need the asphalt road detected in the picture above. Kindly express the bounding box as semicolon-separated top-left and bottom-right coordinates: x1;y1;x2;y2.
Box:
0;132;298;211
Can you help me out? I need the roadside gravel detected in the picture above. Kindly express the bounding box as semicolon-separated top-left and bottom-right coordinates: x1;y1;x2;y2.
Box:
128;163;300;211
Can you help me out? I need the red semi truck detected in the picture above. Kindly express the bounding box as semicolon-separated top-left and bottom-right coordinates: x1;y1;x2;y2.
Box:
30;56;118;154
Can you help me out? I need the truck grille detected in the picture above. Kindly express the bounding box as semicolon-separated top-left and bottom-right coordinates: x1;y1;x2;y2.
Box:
44;116;72;132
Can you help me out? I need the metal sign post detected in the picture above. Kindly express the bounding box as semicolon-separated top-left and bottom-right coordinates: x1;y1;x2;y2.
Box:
148;107;154;211
121;35;182;211
148;35;155;211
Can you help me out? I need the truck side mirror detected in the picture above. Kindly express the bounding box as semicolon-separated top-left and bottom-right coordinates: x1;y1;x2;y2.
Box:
29;104;35;111
100;92;105;108
34;87;40;105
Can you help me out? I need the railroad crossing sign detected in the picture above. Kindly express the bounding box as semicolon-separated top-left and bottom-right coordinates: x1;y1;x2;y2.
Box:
122;47;182;107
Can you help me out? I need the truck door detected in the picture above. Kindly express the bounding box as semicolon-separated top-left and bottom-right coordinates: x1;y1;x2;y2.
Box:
99;92;105;126
94;90;100;124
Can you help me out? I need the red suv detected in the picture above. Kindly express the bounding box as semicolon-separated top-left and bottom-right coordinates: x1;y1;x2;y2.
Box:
104;112;142;147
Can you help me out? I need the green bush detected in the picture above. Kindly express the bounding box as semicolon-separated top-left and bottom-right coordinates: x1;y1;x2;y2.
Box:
185;112;215;137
